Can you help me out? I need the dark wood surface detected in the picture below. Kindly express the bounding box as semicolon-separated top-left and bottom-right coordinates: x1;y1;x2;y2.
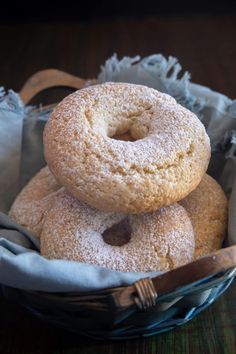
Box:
1;14;236;353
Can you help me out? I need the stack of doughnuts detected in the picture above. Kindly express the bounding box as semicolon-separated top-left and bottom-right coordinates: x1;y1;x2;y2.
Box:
9;83;228;273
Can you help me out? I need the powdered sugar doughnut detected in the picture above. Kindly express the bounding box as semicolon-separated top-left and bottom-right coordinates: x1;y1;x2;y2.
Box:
40;189;195;272
9;166;61;238
180;174;228;259
44;83;210;213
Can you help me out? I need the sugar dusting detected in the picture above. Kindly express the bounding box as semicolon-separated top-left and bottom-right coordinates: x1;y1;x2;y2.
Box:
44;82;211;213
8;166;61;238
180;174;228;259
41;190;195;272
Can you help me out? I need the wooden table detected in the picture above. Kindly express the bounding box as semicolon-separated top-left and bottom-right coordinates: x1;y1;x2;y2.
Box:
1;14;236;353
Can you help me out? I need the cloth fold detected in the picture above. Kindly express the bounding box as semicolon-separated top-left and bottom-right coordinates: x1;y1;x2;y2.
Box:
0;89;25;212
0;213;159;292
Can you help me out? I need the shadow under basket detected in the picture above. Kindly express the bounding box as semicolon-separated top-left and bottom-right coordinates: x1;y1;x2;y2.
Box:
1;69;236;339
2;247;236;339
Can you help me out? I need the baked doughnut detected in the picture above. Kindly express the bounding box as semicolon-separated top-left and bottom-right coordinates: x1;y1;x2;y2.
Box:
180;174;228;259
40;189;195;272
44;82;210;213
9;166;61;238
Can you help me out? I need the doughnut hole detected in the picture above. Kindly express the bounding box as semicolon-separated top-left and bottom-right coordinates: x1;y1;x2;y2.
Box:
112;132;135;142
86;99;153;142
102;218;131;246
108;111;152;141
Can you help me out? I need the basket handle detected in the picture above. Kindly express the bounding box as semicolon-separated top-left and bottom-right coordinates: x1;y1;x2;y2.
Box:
112;245;236;309
19;69;95;104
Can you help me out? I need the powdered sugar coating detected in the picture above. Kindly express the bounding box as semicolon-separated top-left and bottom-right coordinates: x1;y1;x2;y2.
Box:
180;174;228;259
41;190;195;272
44;82;211;213
8;166;61;238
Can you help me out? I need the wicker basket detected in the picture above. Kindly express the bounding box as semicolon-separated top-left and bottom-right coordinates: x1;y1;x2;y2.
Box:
1;69;236;339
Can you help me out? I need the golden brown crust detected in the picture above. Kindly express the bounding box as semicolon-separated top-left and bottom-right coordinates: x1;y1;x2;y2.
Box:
8;166;61;238
40;190;195;272
179;174;228;259
44;83;210;214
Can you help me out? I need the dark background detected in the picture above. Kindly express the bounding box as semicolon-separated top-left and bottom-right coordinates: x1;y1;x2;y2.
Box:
1;0;236;22
1;0;236;100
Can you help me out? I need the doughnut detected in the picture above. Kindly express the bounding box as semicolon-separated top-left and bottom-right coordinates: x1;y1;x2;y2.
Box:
40;189;195;272
179;174;228;259
43;82;210;213
8;166;61;238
